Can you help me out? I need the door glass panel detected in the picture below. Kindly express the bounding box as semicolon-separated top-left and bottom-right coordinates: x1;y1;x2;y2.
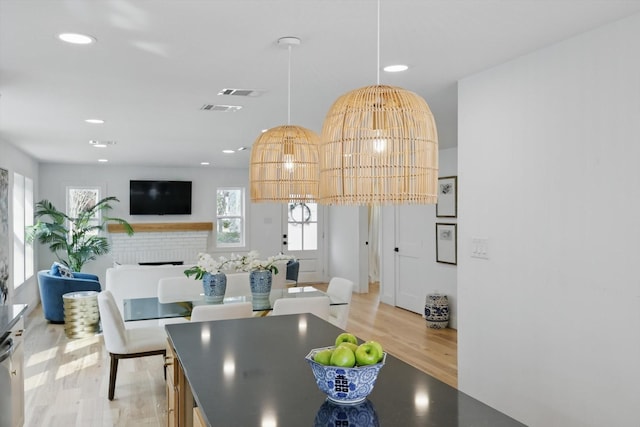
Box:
303;223;318;250
287;202;317;252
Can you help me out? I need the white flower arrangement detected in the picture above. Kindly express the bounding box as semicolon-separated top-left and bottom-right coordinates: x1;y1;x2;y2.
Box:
245;253;293;275
184;251;291;279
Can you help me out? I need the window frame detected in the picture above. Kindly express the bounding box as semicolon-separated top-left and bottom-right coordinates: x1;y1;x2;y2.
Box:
12;172;34;289
215;187;246;248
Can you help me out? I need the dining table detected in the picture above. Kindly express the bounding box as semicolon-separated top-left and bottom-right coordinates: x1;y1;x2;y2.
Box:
164;313;526;426
123;286;345;322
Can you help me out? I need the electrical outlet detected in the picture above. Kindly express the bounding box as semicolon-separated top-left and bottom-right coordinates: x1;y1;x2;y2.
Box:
471;238;489;259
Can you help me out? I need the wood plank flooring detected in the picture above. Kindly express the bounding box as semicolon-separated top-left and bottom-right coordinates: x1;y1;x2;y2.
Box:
21;283;457;426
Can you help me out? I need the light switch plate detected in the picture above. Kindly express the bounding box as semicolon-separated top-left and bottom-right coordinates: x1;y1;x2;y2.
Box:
471;238;489;259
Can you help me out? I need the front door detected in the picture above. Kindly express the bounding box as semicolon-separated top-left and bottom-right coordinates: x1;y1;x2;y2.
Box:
281;202;324;284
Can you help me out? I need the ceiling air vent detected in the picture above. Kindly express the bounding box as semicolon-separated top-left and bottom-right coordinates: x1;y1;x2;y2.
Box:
218;88;263;97
200;104;243;112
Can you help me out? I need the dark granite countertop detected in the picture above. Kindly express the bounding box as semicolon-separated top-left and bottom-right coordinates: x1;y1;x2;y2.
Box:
0;304;28;337
166;314;526;427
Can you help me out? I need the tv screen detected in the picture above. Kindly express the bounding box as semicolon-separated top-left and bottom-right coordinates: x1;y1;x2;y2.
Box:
129;180;192;215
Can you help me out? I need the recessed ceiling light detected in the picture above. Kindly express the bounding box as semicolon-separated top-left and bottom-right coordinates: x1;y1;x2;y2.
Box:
383;64;409;72
222;150;235;154
237;147;248;151
89;140;115;148
58;33;96;45
97;159;108;163
261;129;268;133
85;118;104;124
200;162;210;166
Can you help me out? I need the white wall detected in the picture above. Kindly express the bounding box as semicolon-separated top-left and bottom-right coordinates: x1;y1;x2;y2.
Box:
37;164;282;283
458;13;640;427
379;147;459;327
0;140;40;313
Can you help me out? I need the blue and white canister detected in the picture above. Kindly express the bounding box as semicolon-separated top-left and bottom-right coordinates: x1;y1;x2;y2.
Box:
249;269;272;310
424;293;449;329
202;272;227;304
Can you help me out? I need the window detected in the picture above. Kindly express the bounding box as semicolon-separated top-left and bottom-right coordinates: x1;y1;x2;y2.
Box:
216;188;245;247
12;173;34;289
67;187;100;237
287;202;318;251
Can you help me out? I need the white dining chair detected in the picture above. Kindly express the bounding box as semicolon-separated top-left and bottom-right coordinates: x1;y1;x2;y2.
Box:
97;290;167;400
326;277;354;329
157;276;203;303
271;260;289;289
224;272;251;297
190;302;253;322
271;296;330;321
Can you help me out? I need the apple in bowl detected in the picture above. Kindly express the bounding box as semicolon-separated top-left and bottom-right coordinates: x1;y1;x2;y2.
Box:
306;334;386;404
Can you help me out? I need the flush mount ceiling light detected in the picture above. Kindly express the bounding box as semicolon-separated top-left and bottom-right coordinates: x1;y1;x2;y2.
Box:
249;36;319;203
222;149;235;154
383;64;408;72
237;146;248;151
58;33;96;45
97;159;108;163
319;0;438;205
85;118;105;124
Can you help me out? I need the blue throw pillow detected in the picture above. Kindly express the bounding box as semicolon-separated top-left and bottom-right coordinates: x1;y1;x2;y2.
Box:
50;262;74;278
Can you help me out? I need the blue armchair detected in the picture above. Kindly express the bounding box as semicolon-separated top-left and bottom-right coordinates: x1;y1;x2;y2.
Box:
286;259;300;286
37;270;102;323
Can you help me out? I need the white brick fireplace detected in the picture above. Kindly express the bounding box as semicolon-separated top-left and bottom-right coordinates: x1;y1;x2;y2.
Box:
108;222;212;266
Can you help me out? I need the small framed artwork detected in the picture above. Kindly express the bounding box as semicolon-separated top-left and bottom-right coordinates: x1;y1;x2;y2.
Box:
436;176;457;218
436;223;457;265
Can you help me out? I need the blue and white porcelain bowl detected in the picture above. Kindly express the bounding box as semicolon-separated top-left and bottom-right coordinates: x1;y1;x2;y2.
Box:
313;398;380;426
305;346;386;405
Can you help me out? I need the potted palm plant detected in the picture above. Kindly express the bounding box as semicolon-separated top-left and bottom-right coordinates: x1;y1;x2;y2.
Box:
26;196;134;272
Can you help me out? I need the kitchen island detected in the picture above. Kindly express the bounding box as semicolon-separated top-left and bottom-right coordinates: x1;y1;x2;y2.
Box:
1;304;27;427
165;314;525;426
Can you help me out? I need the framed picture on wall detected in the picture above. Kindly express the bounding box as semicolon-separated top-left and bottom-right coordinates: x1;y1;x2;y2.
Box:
436;176;457;218
436;223;457;265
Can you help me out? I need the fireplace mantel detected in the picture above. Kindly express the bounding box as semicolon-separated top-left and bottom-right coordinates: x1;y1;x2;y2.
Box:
107;222;213;233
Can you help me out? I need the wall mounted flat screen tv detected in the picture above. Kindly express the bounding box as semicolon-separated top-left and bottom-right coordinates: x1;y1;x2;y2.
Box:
130;180;192;215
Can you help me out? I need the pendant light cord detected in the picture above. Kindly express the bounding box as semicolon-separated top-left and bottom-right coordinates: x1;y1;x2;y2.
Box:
287;44;292;125
377;0;380;85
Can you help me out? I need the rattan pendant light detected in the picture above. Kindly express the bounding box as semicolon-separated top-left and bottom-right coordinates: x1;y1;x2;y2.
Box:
249;37;320;203
319;1;438;205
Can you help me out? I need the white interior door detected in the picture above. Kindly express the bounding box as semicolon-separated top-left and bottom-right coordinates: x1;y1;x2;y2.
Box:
395;205;427;313
281;202;324;283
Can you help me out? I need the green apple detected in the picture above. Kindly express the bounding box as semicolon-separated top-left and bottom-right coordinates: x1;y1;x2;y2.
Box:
313;348;334;366
335;332;358;347
365;340;384;362
355;343;380;366
337;342;358;353
330;345;356;368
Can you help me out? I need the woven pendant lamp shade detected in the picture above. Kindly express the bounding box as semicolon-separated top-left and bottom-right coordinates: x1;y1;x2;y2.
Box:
319;84;438;205
249;125;320;203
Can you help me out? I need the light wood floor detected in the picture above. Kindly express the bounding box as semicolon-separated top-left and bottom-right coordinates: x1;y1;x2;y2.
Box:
22;283;457;426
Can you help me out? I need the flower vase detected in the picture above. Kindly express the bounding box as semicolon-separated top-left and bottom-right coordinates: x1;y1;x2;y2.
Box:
202;272;226;304
249;269;272;310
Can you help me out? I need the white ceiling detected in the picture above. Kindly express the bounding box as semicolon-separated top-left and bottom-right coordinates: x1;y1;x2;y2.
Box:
2;0;640;169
